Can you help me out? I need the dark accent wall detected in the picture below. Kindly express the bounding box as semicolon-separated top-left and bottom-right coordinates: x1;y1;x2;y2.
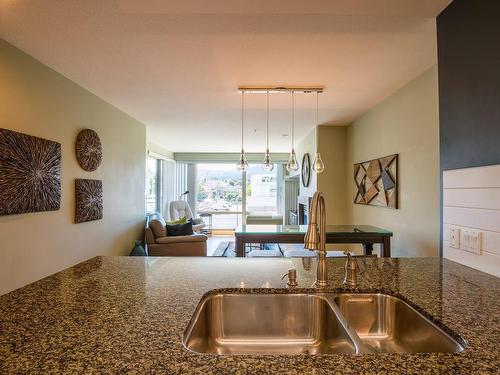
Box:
438;0;500;171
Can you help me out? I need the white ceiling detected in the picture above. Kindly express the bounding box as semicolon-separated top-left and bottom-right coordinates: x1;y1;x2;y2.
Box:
0;0;451;152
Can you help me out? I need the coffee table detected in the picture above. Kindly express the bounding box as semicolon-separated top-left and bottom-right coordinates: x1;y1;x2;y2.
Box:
234;225;393;258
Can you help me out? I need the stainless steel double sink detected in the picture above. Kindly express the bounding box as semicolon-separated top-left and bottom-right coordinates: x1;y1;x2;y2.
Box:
182;292;465;355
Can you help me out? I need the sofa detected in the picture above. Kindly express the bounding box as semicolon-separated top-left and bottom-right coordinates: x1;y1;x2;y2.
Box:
145;213;208;256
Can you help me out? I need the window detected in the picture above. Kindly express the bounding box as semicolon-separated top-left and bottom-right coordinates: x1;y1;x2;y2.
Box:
196;164;242;229
145;157;161;213
246;164;278;215
194;163;283;230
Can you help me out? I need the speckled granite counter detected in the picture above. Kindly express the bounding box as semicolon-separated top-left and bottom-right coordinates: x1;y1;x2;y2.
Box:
1;256;499;374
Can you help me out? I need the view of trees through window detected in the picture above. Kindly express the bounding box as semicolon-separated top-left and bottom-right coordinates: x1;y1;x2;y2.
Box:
197;164;242;213
196;163;279;229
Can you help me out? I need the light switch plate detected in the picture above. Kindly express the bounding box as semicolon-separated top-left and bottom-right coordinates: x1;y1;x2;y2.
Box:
469;230;482;254
449;227;460;249
461;229;482;254
461;230;470;250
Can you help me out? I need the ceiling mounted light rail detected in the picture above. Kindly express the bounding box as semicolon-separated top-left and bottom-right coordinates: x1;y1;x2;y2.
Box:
238;86;324;94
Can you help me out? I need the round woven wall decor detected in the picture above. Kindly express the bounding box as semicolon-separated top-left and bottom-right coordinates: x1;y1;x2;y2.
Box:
75;129;102;171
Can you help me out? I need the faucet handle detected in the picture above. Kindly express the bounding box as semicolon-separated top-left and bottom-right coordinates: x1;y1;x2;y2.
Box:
281;268;298;288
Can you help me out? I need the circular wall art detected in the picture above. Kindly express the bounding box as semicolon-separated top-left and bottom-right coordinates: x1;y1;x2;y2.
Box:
75;129;102;171
301;153;311;188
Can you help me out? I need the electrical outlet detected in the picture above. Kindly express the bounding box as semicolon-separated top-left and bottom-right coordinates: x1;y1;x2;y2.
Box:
449;227;460;249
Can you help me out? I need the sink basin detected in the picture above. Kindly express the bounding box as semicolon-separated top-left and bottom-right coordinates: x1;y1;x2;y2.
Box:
334;293;465;353
183;292;465;355
182;293;360;355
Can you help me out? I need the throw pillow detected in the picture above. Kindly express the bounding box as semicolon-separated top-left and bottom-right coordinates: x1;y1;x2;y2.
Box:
129;240;147;256
149;219;167;238
166;221;194;236
167;216;188;224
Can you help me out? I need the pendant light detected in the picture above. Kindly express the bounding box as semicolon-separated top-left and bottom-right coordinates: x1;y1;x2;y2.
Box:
262;91;274;172
312;91;325;173
286;91;299;174
236;91;249;171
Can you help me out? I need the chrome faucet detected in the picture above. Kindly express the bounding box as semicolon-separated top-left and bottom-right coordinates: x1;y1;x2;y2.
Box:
304;191;328;288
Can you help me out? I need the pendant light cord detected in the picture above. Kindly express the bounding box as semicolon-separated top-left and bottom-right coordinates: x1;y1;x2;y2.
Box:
241;91;245;151
316;91;319;127
266;91;270;150
291;91;295;150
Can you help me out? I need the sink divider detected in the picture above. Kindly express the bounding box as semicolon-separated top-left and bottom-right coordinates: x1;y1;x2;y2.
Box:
320;294;373;355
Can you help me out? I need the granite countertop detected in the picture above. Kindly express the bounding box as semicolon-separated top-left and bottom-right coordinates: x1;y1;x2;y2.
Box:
1;256;499;374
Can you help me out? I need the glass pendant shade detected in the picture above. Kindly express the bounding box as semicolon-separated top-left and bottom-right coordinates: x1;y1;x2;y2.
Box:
262;149;274;172
286;149;299;174
312;152;325;173
236;149;249;171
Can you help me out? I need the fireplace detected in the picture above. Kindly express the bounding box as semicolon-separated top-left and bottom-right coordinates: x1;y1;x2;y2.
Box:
298;195;311;225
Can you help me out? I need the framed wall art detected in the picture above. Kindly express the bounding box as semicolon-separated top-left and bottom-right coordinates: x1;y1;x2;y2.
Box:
75;129;102;172
354;154;398;209
0;128;61;216
75;179;103;223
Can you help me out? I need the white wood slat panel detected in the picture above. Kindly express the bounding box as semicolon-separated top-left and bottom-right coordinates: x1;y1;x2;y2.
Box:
443;241;500;277
443;206;500;233
443;164;500;189
443;187;500;210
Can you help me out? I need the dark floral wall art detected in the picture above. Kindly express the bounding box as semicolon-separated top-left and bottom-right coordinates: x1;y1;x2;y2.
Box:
75;179;103;223
0;128;61;216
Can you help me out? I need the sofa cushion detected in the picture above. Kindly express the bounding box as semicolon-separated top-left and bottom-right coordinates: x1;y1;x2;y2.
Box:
283;250;317;258
166;222;193;236
167;216;188;224
149;219;167;238
156;234;208;244
247;250;283;257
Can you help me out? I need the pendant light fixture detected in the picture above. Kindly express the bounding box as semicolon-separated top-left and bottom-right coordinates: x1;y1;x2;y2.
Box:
286;91;299;174
312;91;325;173
236;91;249;171
262;91;274;172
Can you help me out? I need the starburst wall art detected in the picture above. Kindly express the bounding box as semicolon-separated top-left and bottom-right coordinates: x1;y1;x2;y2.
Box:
75;179;103;223
0;128;61;216
75;129;102;172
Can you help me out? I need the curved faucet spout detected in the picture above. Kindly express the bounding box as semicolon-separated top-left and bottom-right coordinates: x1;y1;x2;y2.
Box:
304;191;328;288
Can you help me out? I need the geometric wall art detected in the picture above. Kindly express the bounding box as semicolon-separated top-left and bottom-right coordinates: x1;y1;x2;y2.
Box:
0;128;61;216
75;129;102;172
75;179;103;223
354;154;398;209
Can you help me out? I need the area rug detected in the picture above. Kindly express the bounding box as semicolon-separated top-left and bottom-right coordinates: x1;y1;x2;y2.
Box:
212;241;284;257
